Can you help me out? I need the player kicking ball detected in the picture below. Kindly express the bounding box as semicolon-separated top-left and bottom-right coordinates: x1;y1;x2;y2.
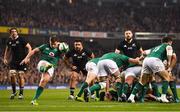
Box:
20;36;69;105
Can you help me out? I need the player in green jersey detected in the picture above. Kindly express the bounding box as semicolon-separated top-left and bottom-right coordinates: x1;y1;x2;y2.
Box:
120;64;142;102
20;36;69;105
128;36;173;103
75;58;99;102
83;52;140;102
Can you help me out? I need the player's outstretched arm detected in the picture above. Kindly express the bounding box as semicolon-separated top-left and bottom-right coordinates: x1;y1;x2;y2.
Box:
20;48;40;65
25;43;32;54
128;57;140;65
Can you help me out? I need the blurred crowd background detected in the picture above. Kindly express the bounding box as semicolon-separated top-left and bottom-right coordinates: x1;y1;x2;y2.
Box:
0;0;179;32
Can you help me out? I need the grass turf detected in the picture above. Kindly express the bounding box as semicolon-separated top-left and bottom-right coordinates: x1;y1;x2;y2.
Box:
0;89;180;111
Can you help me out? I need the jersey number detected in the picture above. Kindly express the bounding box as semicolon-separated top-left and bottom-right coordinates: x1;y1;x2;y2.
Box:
152;46;161;52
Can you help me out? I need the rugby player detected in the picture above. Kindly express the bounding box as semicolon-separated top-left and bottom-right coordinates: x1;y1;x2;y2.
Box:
4;27;32;99
21;36;69;105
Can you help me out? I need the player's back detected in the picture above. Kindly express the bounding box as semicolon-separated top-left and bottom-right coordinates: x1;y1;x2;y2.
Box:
99;52;129;67
147;43;169;61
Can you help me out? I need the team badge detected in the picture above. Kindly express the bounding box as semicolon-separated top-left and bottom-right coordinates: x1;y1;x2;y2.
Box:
49;52;55;56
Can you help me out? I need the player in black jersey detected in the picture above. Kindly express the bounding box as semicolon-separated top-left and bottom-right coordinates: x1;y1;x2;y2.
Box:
3;27;32;99
115;30;143;58
64;40;94;99
115;29;144;102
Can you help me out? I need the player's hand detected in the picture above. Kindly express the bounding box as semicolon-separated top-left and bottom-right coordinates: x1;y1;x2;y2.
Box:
3;59;8;65
20;58;30;65
167;67;172;73
71;66;77;70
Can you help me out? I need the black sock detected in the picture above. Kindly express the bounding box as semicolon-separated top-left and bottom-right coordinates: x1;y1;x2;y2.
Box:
19;86;24;95
70;88;75;96
12;83;16;94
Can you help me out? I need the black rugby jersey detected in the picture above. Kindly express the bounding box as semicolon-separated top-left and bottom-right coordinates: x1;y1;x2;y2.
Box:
65;48;93;69
117;39;141;58
6;37;28;63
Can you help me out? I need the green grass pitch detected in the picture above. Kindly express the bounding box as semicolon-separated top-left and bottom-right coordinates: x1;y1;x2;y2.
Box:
0;89;180;111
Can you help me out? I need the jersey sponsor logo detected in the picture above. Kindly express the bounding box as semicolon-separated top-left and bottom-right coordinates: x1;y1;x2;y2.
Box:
16;41;19;44
49;52;55;57
73;54;77;57
77;56;83;59
11;43;16;46
132;43;136;47
82;52;86;56
127;47;133;50
46;48;50;50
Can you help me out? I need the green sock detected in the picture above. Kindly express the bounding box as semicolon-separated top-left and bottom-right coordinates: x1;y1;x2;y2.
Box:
151;81;160;97
96;89;100;98
162;81;169;94
139;84;148;100
122;83;129;95
33;86;44;100
115;82;123;97
131;82;143;95
90;84;101;93
169;81;179;99
77;82;88;97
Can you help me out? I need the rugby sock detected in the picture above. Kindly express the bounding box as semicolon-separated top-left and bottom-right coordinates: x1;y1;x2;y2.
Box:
162;81;169;94
131;82;143;95
169;81;179;100
96;89;100;98
90;84;101;93
151;81;160;97
19;86;24;95
122;83;129;95
11;83;16;94
33;86;44;100
77;82;88;97
139;84;148;101
115;82;123;97
70;87;75;96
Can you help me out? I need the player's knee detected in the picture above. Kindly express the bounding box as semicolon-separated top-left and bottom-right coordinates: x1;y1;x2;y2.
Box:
9;70;17;77
18;71;25;79
125;76;134;85
70;72;78;81
40;78;49;85
161;74;170;81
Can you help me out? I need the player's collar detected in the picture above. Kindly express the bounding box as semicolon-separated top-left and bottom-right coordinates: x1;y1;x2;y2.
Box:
11;35;19;40
125;38;133;43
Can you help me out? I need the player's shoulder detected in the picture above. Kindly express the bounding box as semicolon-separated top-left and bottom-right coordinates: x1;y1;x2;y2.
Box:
131;39;139;44
18;36;25;41
83;48;92;53
39;43;49;48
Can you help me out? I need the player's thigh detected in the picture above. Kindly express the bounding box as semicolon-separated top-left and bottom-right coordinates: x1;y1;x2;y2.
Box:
141;58;153;75
37;60;51;71
70;70;80;81
86;72;97;84
97;59;119;77
157;70;170;81
148;57;165;74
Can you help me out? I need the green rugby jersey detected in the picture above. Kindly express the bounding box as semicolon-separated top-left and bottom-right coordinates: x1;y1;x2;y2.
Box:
38;44;63;66
99;52;130;67
147;43;171;61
